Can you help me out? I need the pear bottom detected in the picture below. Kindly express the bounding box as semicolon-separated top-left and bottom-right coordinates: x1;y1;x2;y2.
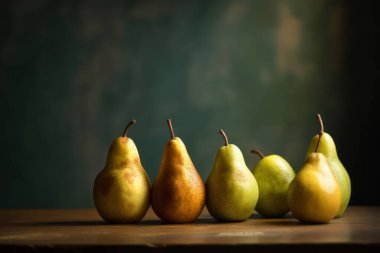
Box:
151;181;205;224
287;174;341;223
206;172;259;222
93;169;150;223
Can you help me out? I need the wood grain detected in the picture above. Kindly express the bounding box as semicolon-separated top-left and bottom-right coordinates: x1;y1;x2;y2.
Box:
0;207;379;252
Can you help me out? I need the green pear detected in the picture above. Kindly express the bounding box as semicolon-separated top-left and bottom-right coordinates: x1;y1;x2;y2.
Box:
151;119;205;223
306;114;351;217
288;131;341;223
251;149;295;217
206;129;259;222
93;120;150;223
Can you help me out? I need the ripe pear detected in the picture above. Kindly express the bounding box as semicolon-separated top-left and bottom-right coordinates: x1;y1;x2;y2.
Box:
251;149;295;217
206;129;259;222
93;120;150;223
287;130;341;223
151;119;205;223
306;114;351;217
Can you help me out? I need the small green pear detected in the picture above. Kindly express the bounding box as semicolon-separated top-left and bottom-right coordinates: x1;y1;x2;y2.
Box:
93;120;150;223
306;114;351;217
251;149;295;217
206;129;259;222
288;130;341;223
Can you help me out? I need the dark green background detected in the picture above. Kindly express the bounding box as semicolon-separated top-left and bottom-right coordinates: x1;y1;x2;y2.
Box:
1;0;378;208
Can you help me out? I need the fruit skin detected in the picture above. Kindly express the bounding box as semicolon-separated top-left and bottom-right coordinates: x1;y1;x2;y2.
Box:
151;137;205;223
287;153;341;223
206;143;259;222
93;135;150;223
306;133;351;217
252;155;295;217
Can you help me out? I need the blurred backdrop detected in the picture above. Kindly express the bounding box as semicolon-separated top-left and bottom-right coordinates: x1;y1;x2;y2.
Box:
0;0;378;208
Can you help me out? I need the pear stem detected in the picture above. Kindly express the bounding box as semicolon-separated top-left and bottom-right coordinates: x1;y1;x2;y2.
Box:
219;129;229;146
317;113;324;133
251;149;265;159
167;119;175;139
122;119;136;138
315;114;324;152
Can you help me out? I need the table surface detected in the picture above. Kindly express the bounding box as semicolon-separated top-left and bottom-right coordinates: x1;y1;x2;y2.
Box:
0;206;379;252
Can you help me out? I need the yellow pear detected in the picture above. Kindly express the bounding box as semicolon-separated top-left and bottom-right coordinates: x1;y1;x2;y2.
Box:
306;114;351;217
151;119;205;223
287;129;341;223
93;120;150;223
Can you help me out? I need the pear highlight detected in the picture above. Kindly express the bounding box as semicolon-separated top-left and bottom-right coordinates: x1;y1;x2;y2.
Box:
93;120;150;223
206;129;259;222
151;119;206;223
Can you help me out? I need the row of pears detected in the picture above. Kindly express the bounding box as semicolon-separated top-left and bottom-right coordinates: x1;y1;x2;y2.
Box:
93;115;351;224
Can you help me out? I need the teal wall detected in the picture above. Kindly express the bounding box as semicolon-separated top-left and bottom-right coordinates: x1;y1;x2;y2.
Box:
1;0;378;208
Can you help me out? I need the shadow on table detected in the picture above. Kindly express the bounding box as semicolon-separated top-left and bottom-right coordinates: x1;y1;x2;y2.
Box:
249;213;328;226
139;217;218;225
22;217;218;227
24;220;107;227
23;213;319;227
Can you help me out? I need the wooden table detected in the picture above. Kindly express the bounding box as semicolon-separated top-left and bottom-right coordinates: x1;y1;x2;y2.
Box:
0;207;379;252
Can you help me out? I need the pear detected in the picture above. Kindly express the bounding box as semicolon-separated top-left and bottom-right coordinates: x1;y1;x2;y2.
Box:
287;129;341;223
251;149;295;217
151;119;205;223
93;120;150;223
306;114;351;217
206;129;259;222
